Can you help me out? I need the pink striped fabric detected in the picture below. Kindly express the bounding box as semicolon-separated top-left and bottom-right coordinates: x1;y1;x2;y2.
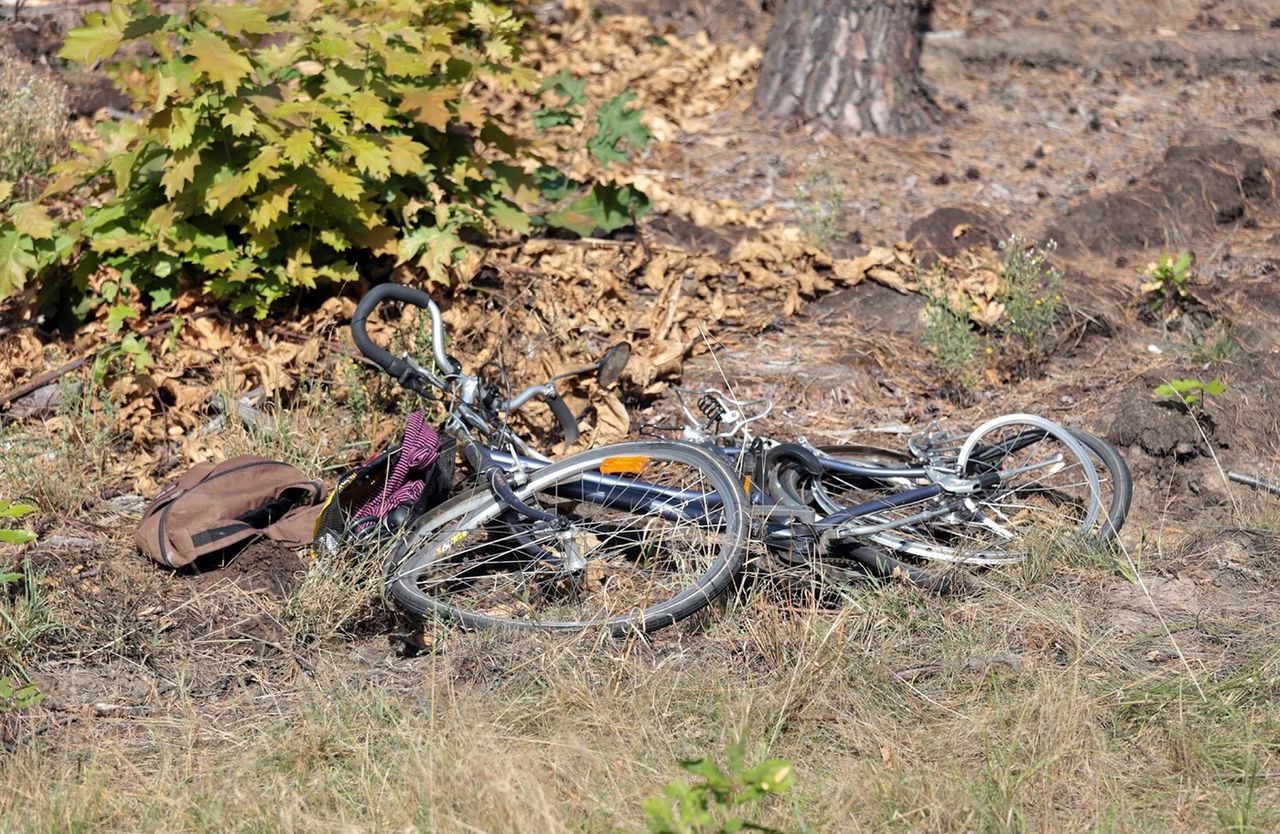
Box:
352;411;443;521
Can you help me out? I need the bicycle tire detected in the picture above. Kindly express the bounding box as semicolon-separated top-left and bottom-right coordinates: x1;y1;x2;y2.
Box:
1064;428;1132;541
384;441;751;634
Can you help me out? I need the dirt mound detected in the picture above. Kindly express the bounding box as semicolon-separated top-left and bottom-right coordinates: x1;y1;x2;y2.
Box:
906;206;1009;266
1046;138;1276;255
189;540;307;599
1106;391;1210;462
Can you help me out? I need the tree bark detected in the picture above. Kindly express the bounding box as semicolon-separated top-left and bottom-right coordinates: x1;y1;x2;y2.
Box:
756;0;938;136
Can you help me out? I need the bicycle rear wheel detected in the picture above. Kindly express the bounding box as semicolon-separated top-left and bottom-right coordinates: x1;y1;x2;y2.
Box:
384;441;750;634
1066;428;1132;541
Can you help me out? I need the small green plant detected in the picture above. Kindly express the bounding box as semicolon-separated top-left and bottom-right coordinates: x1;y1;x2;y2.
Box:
642;737;796;834
999;236;1061;355
1153;377;1225;406
1141;251;1195;309
0;504;45;714
0;674;45;713
794;165;845;252
0;500;37;545
1;0;650;319
0;50;67;201
0;567;59;677
921;272;981;391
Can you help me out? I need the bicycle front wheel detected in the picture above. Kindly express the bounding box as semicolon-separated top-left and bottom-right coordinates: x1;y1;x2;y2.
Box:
869;415;1103;564
384;441;751;634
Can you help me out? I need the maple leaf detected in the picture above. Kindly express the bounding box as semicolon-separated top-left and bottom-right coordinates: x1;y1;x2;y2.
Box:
248;184;295;231
348;90;390;129
163;105;198;150
281;130;317;165
0;232;38;297
207;3;274;36
59;13;124;63
10;203;56;240
221;100;258;136
161;145;204;198
204;170;253;210
383;135;429;176
351;224;398;257
316;162;364;201
342;136;391;179
587;91;651;166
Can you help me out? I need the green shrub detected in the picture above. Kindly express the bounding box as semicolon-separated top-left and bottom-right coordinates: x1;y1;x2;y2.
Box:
0;50;67;198
0;0;649;318
642;738;796;834
920;269;981;391
999;235;1061;355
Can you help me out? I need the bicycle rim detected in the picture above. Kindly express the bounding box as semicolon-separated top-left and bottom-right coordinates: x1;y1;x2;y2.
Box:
870;415;1103;565
384;441;750;634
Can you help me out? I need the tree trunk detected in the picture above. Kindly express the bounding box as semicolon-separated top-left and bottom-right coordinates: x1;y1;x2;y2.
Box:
756;0;937;135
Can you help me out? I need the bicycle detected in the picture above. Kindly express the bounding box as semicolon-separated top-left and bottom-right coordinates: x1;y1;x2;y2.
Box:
353;285;1130;635
666;387;1132;588
350;284;752;635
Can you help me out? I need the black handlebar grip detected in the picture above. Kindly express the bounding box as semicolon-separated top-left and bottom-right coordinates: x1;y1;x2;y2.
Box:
545;392;580;446
350;284;436;379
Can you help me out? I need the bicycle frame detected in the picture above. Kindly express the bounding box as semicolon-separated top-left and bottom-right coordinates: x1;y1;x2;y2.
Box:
482;446;958;542
351;289;1086;559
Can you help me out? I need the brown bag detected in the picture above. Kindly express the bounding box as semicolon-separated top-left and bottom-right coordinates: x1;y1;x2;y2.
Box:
134;456;327;568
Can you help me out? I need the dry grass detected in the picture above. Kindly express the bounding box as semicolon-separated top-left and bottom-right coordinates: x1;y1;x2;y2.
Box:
0;48;66;195
1;529;1277;832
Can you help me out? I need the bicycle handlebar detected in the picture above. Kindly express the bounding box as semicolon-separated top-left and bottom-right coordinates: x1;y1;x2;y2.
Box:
351;283;580;444
351;283;459;380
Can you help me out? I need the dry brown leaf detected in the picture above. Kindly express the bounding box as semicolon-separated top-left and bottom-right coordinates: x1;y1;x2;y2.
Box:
641;255;676;291
593;391;630;443
648;275;684;341
834;261;869;286
868;268;915;294
728;239;785;264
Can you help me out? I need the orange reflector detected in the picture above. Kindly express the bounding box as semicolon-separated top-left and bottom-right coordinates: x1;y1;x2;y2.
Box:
743;475;753;495
599;455;650;475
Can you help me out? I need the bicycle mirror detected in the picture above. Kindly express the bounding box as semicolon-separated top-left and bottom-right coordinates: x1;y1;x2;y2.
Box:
597;343;631;388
